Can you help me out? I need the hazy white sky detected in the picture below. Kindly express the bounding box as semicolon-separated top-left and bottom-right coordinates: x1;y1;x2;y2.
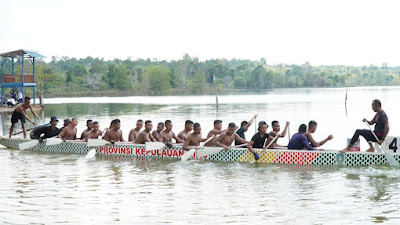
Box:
1;0;399;66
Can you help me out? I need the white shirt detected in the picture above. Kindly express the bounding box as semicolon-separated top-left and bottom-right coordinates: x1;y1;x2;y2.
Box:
18;92;23;99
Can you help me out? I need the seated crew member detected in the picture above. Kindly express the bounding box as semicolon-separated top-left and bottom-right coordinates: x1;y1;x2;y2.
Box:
80;120;93;140
159;120;184;143
87;121;102;140
235;114;258;146
134;120;157;144
204;119;227;147
102;119;124;143
213;122;248;149
152;122;165;141
341;99;389;153
57;118;78;140
305;120;333;148
30;116;60;141
60;119;71;132
183;123;210;150
266;120;290;148
247;121;270;160
128;119;143;142
287;124;314;150
9;96;40;139
178;120;194;141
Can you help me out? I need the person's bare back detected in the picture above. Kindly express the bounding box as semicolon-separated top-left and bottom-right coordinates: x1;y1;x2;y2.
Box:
58;126;77;140
183;133;202;150
88;129;102;140
103;128;123;142
134;131;152;144
128;129;140;142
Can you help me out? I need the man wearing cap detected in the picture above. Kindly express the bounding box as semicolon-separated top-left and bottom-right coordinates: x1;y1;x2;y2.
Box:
204;119;228;146
60;119;71;132
30;116;60;141
247;121;270;160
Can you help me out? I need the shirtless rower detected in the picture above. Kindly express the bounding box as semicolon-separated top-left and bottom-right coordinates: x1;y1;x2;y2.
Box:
305;120;333;148
178;120;194;141
247;121;270;160
235;114;258;146
9;96;40;139
87;121;102;140
134;120;157;144
102;119;124;143
183;123;210;150
265;121;290;148
159;120;184;143
152;122;164;141
57;118;78;140
80;119;93;140
204;120;228;146
128;119;143;142
341;99;388;153
213;123;248;150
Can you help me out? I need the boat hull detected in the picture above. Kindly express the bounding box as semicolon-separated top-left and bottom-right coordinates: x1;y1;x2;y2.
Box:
1;137;398;166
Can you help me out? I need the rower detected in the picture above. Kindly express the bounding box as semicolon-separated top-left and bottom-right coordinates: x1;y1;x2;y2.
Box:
178;120;194;141
247;121;270;160
102;119;124;143
8;96;40;139
235;114;258;146
265;120;290;148
204;119;227;146
57;118;78;140
60;119;71;132
152;122;165;141
159;120;184;143
305;120;333;148
80;120;93;140
287;124;314;150
183;123;210;150
128;119;143;142
30;116;60;141
213;122;248;150
87;121;102;140
341;99;389;153
134;120;156;144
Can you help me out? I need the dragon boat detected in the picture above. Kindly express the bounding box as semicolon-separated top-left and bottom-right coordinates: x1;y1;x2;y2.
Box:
0;137;399;166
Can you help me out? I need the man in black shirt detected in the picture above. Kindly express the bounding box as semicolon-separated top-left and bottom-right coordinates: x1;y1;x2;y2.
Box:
235;114;258;146
341;99;389;153
247;121;270;160
30;116;60;141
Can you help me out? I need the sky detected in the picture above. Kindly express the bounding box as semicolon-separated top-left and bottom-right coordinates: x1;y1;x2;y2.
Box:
1;0;400;66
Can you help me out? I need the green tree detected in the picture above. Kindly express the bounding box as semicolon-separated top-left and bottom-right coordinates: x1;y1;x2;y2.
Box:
145;65;171;94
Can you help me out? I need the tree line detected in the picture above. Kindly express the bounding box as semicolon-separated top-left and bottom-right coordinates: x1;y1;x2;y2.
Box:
1;54;400;97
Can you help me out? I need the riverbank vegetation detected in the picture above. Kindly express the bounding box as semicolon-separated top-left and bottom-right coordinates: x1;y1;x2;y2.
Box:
2;54;400;97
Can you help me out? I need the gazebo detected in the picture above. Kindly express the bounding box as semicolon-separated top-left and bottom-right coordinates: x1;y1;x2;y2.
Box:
0;49;45;105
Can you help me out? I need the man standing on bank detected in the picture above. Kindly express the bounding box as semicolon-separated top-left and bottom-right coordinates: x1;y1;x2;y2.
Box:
9;96;40;139
341;99;389;153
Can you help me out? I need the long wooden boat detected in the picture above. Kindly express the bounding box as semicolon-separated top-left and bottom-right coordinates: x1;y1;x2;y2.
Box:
0;137;398;166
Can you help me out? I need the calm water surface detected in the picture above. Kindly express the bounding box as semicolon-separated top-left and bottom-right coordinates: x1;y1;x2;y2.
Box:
1;87;400;224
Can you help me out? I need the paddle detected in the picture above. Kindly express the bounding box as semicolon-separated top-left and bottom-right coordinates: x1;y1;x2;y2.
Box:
18;140;39;150
365;122;399;167
86;148;97;159
13;123;50;135
249;134;280;163
46;138;63;145
197;143;247;157
181;136;214;161
87;139;109;147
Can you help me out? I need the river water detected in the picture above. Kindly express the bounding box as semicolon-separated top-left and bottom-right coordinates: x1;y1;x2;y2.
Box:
1;86;400;224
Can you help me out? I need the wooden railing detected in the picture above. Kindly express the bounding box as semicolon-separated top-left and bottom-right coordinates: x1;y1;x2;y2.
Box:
2;74;34;83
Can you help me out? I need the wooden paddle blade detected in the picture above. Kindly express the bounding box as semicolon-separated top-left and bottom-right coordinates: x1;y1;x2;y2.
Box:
19;140;39;150
85;148;97;159
46;138;63;145
197;147;222;157
385;152;399;167
146;142;165;151
87;139;109;147
181;149;196;161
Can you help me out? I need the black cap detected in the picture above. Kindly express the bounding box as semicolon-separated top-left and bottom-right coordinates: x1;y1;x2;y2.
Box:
258;120;267;128
64;119;71;124
50;116;59;122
